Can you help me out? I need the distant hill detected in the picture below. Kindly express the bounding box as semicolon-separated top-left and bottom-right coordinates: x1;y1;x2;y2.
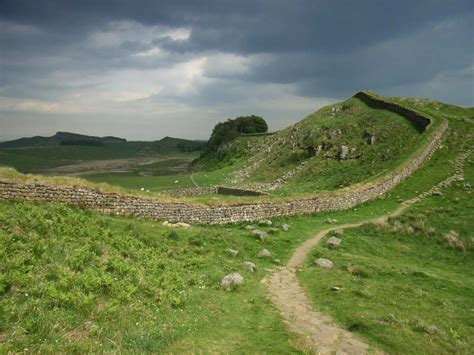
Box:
0;131;207;173
0;131;127;149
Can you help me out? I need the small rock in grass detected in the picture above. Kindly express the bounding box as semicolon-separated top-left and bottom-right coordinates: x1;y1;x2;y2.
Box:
331;286;343;292
162;221;169;226
258;249;271;258
334;229;344;236
259;219;272;226
326;218;337;224
326;236;342;248
176;222;190;228
281;224;290;231
315;258;333;269
242;261;256;272
431;190;443;196
226;248;239;257
220;273;244;290
252;229;269;241
269;227;280;234
245;225;256;230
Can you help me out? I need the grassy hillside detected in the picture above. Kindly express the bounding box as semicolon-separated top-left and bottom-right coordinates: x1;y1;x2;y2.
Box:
0;103;472;352
0;131;126;149
0;134;204;174
0;200;317;352
299;153;473;353
193;93;444;195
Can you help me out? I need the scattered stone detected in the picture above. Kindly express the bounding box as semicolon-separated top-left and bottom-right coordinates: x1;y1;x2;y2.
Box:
258;249;271;258
281;224;290;231
339;145;349;160
368;135;376;145
331;286;343;292
315;258;333;269
252;229;269;241
226;248;239;257
334;229;344;236
162;221;190;228
464;182;471;189
326;236;342;248
220;273;244;290
245;225;256;230
242;261;256;272
269;227;280;234
444;230;465;251
259;219;272;226
431;190;443;196
326;218;337;224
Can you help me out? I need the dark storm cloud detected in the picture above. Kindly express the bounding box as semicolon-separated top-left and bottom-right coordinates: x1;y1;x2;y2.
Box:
1;0;473;141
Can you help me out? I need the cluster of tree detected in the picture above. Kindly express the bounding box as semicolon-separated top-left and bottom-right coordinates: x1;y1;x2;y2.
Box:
206;115;268;152
177;140;206;152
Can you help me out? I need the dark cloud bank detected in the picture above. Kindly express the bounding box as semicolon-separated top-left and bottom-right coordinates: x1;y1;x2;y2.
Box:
1;0;473;140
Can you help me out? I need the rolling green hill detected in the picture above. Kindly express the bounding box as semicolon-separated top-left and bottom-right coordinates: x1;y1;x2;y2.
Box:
193;92;472;196
0;91;473;353
0;134;205;174
0;131;126;149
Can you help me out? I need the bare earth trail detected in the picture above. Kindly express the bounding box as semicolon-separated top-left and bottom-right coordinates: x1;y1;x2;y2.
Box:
264;149;470;354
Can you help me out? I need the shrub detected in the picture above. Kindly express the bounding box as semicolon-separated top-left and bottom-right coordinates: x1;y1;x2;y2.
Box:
167;230;180;241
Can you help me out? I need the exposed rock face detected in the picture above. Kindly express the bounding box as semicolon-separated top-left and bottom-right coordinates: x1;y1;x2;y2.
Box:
258;249;271;258
326;236;342;248
220;273;244;290
339;145;349;160
315;258;333;269
242;261;256;272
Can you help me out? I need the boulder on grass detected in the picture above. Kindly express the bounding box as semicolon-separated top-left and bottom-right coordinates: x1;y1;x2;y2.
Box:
326;236;342;248
252;229;269;241
226;248;239;257
315;258;333;269
258;249;271;258
242;261;256;272
220;273;244;290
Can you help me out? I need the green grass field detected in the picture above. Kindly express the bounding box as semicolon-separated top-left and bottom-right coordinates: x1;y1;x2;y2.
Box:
0;92;473;352
297;140;473;354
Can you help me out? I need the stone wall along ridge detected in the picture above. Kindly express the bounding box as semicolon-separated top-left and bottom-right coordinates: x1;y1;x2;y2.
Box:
0;93;448;224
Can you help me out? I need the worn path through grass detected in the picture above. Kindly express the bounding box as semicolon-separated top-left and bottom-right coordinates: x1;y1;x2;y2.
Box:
264;148;470;354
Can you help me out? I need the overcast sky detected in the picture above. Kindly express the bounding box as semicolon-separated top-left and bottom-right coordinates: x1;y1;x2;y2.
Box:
1;1;473;141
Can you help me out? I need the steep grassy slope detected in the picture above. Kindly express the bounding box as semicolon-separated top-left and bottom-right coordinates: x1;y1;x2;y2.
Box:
299;153;473;354
294;100;474;353
193;93;441;195
0;201;307;352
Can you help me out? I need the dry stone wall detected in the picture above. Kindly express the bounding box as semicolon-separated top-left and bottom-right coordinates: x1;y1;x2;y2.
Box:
0;94;448;224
